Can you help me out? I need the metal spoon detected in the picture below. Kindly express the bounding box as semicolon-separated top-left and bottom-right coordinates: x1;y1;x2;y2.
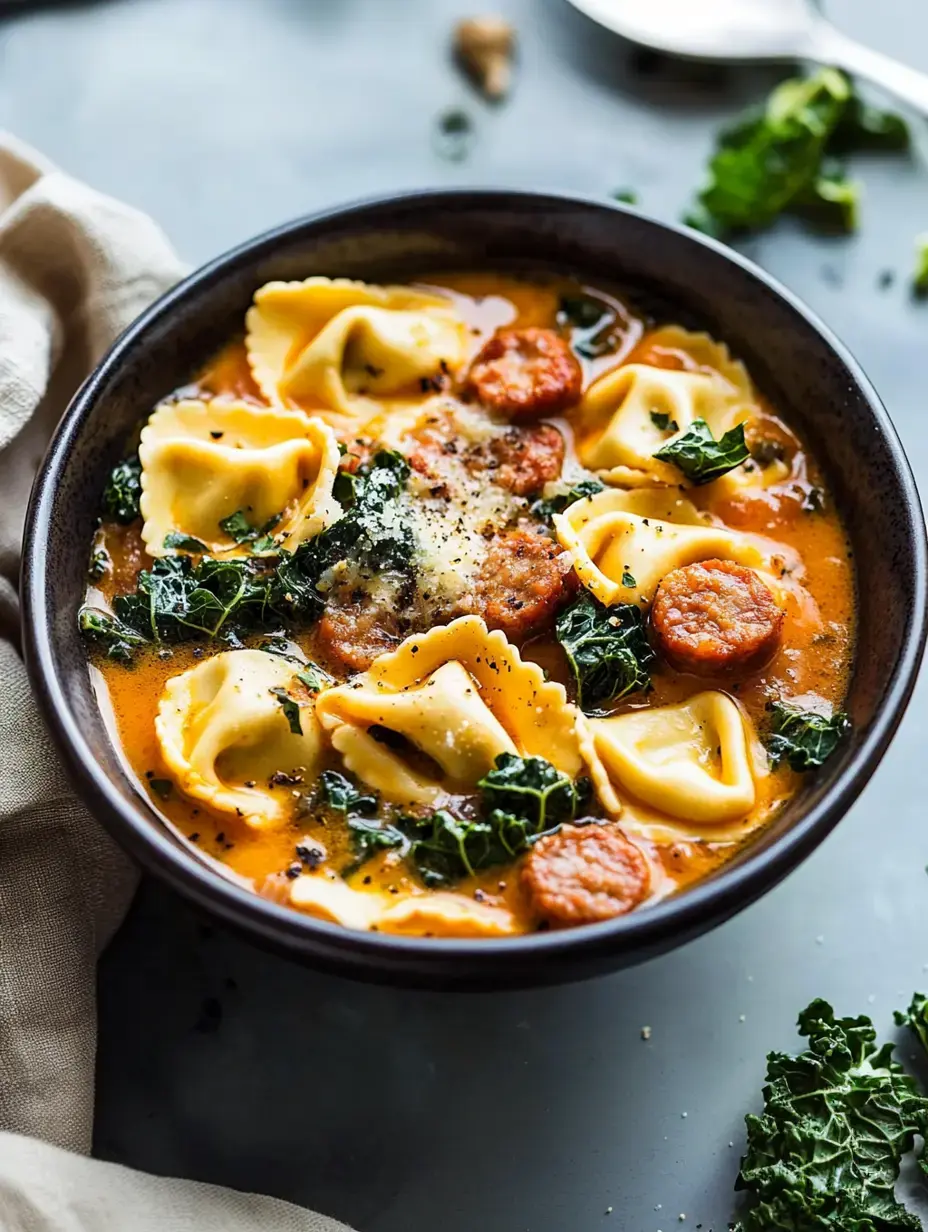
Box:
565;0;928;113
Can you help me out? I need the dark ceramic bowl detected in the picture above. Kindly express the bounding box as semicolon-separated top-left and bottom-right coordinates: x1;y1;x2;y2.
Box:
22;191;928;989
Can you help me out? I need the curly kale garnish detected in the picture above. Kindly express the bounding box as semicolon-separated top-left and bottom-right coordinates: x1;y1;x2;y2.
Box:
556;594;654;714
765;701;851;772
734;999;928;1232
895;994;928;1059
653;418;749;485
102;456;142;524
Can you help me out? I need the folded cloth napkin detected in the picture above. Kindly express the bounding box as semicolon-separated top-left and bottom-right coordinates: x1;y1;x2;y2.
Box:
0;134;353;1232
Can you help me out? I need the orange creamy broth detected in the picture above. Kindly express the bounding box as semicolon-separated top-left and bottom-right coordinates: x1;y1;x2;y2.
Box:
88;272;855;933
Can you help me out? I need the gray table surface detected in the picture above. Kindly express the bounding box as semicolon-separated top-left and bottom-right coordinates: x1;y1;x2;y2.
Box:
5;0;928;1227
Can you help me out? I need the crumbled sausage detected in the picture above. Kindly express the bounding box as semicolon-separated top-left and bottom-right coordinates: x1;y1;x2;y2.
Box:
466;528;577;639
522;824;651;927
471;423;565;496
464;327;583;418
650;558;784;676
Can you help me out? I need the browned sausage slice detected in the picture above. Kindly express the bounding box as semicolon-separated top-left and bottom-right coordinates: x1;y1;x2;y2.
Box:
464;327;583;419
521;824;651;927
650;558;784;676
480;423;565;496
467;528;577;640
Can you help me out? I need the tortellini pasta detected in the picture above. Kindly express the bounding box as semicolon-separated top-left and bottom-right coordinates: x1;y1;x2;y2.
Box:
139;398;340;557
155;649;325;828
289;876;521;936
245;277;469;428
554;486;770;607
314;616;583;804
576;327;755;487
581;691;757;826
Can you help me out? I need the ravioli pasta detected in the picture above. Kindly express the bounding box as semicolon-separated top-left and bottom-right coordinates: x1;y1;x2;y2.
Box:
139;398;340;556
554;486;772;607
84;272;855;940
246;276;469;428
155;649;325;829
315;616;583;803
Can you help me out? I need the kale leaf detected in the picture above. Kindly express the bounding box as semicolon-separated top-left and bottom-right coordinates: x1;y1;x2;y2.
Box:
317;770;378;817
163;531;208;554
218;509;280;550
296;663;332;693
102;457;143;524
894;993;928;1058
343;817;407;877
654;418;749;485
398;810;497;887
531;477;604;523
766;701;851;772
556;293;621;359
78;606;150;665
401;754;583;887
734;999;928;1232
269;686;303;736
649;410;678;433
556;594;655;714
88;545;111;581
687;68;910;238
478;752;579;835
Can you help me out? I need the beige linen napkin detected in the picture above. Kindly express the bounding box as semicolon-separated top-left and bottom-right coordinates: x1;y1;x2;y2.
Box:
0;134;353;1232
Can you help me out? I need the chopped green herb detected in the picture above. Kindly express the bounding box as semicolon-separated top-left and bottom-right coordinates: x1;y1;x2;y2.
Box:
791;159;860;233
102;457;142;524
555;594;654;714
654;418;749;485
833;94;911;153
765;701;851;772
78;606;149;665
269;686;302;736
88;545;111;581
621;567;636;588
915;235;928;297
296;663;332;693
530;477;604;523
649;410;678;433
149;779;173;801
163;531;208;553
612;189;638;205
733;998;928;1232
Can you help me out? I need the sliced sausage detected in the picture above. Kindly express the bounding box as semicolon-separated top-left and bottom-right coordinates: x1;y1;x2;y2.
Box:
521;824;651;927
475;423;565;496
464;327;583;419
317;596;402;673
650;558;784;676
467;528;577;640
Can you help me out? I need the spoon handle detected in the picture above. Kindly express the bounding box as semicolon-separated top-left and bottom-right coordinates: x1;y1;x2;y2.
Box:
811;22;928;115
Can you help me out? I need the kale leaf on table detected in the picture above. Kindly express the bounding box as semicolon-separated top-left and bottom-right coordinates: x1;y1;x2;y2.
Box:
733;999;928;1232
915;236;928;297
765;701;851;772
687;67;910;238
653;418;749;485
556;593;654;714
101;456;143;524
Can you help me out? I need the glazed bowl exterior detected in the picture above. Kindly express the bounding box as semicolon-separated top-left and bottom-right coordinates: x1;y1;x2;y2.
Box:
22;191;928;988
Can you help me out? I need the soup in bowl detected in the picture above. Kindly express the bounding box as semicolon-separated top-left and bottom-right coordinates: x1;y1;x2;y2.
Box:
24;193;925;986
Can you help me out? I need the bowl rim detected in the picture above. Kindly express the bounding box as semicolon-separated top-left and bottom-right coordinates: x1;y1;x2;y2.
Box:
21;187;928;980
